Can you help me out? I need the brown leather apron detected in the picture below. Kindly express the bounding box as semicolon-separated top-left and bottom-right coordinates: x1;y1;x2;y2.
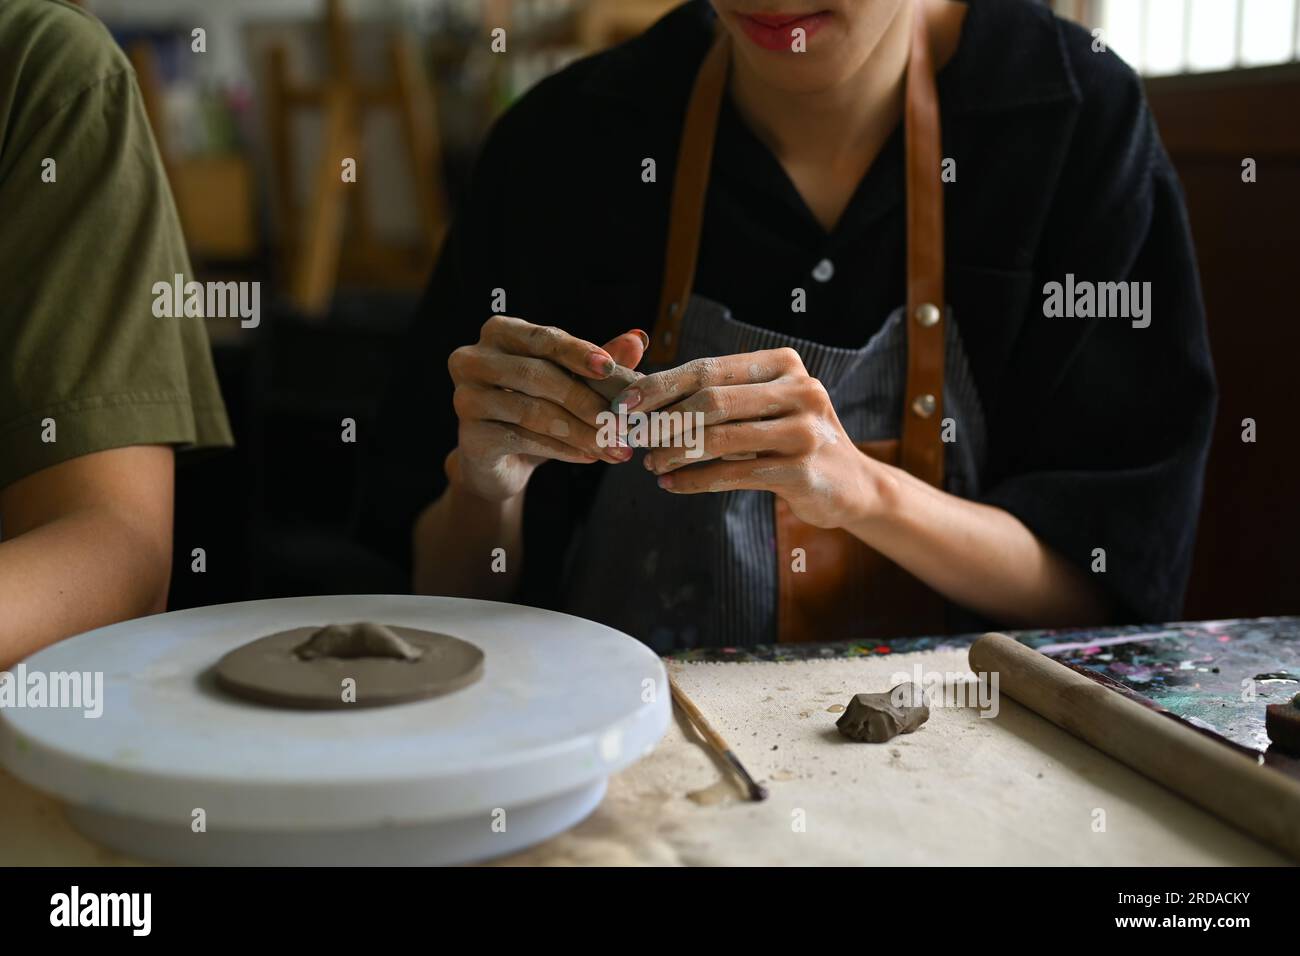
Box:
644;3;949;643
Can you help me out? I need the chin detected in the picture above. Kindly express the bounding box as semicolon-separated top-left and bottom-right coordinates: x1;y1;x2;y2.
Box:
730;42;860;95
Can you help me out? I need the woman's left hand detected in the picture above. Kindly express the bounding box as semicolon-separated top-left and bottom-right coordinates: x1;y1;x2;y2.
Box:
614;347;884;529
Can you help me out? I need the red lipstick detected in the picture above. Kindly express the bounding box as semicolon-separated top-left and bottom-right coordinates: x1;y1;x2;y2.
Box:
735;9;832;52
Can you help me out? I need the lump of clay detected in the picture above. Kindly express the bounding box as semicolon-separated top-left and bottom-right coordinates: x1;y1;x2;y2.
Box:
294;622;422;661
1265;692;1300;755
215;624;484;709
836;682;930;743
587;364;641;403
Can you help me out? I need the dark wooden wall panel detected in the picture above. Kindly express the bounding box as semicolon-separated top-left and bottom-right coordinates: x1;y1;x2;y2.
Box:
1146;65;1300;618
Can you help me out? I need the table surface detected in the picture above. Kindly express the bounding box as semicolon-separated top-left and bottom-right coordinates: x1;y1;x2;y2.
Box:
669;617;1300;753
1;618;1295;866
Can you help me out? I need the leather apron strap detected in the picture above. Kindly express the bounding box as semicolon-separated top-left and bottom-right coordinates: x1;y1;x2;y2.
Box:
648;1;946;488
900;0;946;487
647;2;950;642
647;30;730;366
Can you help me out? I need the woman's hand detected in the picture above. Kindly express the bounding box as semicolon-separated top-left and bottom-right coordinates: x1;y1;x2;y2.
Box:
623;347;883;529
446;316;647;501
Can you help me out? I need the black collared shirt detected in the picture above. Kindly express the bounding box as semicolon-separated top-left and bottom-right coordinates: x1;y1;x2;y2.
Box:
360;0;1216;630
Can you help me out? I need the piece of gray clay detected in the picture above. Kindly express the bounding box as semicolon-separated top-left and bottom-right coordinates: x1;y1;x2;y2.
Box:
836;682;930;743
294;622;422;661
213;623;485;710
587;364;642;403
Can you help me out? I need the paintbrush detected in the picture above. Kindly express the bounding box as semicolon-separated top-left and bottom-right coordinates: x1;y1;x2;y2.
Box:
669;673;769;802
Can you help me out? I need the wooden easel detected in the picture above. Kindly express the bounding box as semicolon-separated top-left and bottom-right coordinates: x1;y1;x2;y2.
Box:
266;0;447;316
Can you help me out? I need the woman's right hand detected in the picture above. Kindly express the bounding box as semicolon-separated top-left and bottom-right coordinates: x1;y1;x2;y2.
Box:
445;315;648;501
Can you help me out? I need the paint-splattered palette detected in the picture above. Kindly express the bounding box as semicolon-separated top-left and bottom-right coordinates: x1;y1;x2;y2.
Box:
667;617;1300;753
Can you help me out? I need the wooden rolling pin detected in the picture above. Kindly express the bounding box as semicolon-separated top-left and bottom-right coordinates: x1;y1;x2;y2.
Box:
969;632;1300;862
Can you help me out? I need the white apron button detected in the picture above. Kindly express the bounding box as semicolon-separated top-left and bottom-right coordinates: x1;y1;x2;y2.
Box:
812;258;835;282
911;394;937;418
915;303;941;327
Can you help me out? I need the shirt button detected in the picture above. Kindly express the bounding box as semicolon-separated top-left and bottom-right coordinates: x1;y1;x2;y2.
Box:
812;258;834;283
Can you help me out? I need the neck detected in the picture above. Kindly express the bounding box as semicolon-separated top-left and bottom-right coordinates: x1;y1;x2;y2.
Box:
729;1;916;168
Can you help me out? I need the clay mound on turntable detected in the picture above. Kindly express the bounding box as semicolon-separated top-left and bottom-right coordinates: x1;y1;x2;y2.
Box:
214;622;484;709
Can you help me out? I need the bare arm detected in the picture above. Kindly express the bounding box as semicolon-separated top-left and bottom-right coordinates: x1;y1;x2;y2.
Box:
0;445;175;668
847;460;1111;628
631;348;1111;629
411;320;648;600
412;453;526;601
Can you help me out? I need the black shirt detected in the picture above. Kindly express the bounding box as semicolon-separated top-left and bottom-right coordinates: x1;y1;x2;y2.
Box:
360;0;1216;630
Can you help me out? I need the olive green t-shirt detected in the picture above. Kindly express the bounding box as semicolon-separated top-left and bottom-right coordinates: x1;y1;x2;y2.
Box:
0;0;233;492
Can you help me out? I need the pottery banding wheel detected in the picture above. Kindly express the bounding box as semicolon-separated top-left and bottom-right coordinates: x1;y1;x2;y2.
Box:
214;623;484;709
0;595;669;865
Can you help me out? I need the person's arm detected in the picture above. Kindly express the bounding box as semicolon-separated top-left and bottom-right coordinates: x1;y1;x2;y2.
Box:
413;468;526;601
0;446;174;667
846;458;1111;627
410;324;648;600
628;348;1110;626
0;6;231;666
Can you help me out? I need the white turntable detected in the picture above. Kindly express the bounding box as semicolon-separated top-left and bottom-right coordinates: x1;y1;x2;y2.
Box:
0;595;669;865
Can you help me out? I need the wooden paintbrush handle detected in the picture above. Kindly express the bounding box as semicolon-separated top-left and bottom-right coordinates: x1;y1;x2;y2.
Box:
669;675;768;801
969;632;1300;862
